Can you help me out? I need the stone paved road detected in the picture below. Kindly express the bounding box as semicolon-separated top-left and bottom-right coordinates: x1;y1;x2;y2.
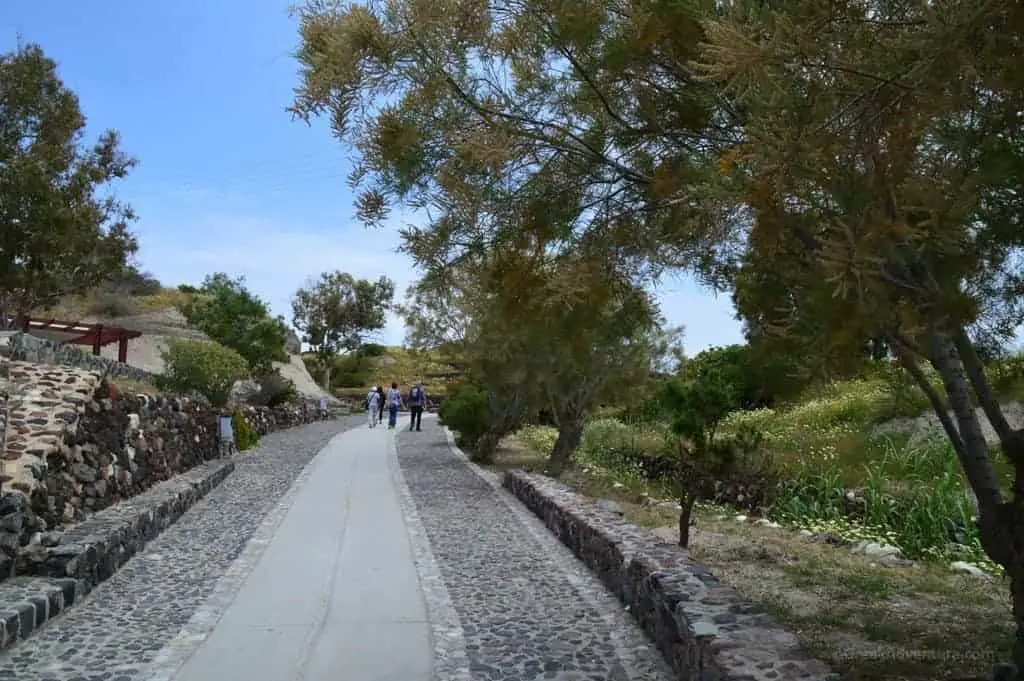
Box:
0;414;673;681
0;417;363;681
394;418;673;681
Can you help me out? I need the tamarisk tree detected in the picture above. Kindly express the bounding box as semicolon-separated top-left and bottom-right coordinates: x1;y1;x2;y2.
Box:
699;1;1024;669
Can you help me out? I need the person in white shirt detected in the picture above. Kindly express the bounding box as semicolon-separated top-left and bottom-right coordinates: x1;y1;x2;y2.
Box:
366;386;382;428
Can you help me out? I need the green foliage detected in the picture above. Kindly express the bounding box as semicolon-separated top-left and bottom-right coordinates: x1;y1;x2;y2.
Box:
578;418;673;481
179;273;289;375
665;346;755;441
159;339;250;407
99;265;162;297
291;271;395;357
291;271;395;390
250;372;298;408
0;43;138;321
438;385;492;450
332;353;374;388
231;411;260;451
359;342;386;358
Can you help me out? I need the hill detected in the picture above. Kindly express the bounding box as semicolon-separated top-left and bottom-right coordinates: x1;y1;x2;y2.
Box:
34;288;336;404
308;346;463;399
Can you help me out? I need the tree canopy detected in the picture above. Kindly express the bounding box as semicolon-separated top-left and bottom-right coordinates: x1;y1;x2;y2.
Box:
291;271;395;390
295;0;1024;667
179;273;290;375
0;43;138;324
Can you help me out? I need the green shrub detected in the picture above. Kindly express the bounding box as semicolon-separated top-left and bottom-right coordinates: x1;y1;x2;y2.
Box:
159;339;250;407
86;292;144;318
518;425;558;455
578;418;673;480
251;371;298;408
332;353;374;388
438;385;491;448
359;342;387;357
232;411;260;451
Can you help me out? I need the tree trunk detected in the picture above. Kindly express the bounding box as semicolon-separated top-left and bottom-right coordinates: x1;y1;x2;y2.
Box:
928;330;1003;512
473;429;501;464
678;492;696;548
546;414;584;477
322;361;331;392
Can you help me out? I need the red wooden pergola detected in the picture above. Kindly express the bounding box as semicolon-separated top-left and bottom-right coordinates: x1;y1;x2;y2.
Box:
15;317;141;362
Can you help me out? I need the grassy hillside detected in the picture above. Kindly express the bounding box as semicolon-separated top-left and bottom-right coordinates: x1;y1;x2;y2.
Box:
308;346;463;398
36;287;193;321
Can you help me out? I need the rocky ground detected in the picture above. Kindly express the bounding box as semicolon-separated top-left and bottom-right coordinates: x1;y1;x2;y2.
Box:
0;416;362;681
393;428;673;681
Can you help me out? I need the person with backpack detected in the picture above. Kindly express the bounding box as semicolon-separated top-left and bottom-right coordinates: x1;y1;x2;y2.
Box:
386;381;403;429
365;386;381;428
408;382;426;431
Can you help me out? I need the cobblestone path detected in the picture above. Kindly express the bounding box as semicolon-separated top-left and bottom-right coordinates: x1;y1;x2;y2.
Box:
393;421;674;681
0;417;363;681
0;415;673;681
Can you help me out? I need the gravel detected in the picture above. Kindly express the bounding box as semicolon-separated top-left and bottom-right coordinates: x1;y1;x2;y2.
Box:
0;417;361;681
394;424;675;681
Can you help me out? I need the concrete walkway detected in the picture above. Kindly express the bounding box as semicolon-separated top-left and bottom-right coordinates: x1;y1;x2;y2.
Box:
169;424;432;681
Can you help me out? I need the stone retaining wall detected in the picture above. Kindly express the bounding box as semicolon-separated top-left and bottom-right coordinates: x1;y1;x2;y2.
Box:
503;470;838;681
0;359;333;579
7;333;159;385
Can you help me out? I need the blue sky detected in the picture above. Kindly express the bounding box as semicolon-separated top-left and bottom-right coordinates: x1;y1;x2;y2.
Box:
0;0;744;354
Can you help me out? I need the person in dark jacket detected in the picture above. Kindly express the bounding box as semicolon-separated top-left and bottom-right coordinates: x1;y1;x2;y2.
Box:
376;385;385;424
408;382;426;431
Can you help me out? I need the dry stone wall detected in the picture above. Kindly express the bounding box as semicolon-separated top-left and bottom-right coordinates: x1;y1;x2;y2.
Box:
504;470;839;681
6;333;158;385
0;358;332;581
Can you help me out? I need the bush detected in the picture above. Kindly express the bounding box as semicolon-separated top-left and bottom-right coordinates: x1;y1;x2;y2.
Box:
579;418;673;481
264;374;298;407
438;385;492;448
232;411;259;451
359;342;387;357
333;353;374;388
159;339;250;407
86;292;144;318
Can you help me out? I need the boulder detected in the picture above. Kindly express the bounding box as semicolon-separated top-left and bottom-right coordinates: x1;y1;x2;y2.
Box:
229;379;261;406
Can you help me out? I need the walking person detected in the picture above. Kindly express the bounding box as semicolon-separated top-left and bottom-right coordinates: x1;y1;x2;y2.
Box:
386;382;402;429
408;382;426;431
376;385;386;426
366;386;381;428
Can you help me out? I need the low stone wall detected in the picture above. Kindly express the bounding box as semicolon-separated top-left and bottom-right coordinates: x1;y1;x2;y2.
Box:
7;332;158;385
0;458;235;651
503;470;838;681
0;360;334;579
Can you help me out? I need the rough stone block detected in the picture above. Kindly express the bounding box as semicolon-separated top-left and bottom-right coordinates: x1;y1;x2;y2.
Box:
503;469;839;681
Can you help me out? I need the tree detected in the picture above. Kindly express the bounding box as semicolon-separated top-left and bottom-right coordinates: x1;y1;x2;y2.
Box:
291;271;395;391
405;236;663;470
180;273;289;375
698;2;1024;669
662;347;762;547
0;44;138;326
159;339;251;408
515;252;663;476
395;266;473;353
290;0;733;282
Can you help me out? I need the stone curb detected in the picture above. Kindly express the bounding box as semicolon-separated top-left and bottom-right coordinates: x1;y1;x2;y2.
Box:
502;469;840;681
0;457;235;651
